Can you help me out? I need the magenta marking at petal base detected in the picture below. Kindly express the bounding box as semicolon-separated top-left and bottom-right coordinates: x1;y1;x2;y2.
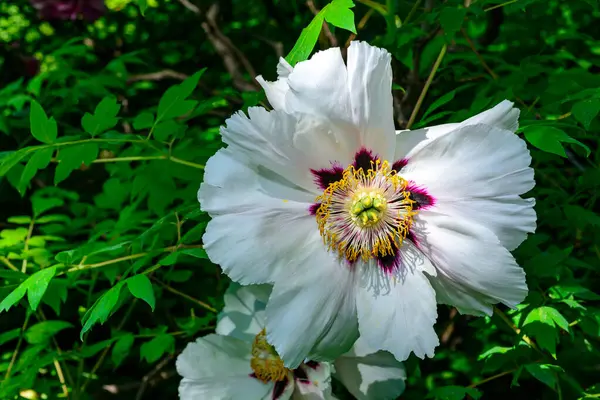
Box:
352;147;378;171
406;182;435;210
310;164;344;190
392;158;408;172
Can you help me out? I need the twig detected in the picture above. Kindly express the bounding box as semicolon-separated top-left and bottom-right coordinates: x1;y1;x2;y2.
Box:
355;0;387;16
484;0;518;11
21;219;35;273
127;70;189;83
3;311;31;383
461;28;498;80
494;307;543;354
404;0;423;25
79;299;139;395
345;8;374;47
37;309;75;393
150;277;217;313
0;256;19;272
135;354;174;400
61;244;204;275
406;44;447;129
201;4;259;92
307;0;338;47
53;359;70;398
177;0;200;14
468;368;516;388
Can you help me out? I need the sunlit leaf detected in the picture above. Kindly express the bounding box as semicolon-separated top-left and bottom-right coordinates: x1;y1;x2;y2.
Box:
29;101;57;144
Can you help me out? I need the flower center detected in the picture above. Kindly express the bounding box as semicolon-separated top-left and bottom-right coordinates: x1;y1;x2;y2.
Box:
250;329;289;383
315;160;415;262
350;191;387;227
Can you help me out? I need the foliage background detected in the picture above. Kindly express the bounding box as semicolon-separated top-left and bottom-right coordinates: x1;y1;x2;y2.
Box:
1;0;599;399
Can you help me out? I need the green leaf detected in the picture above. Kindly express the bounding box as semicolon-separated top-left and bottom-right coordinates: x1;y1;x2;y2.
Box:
525;323;557;355
27;267;58;311
31;195;64;217
29;100;57;144
164;270;193;282
54;143;99;185
178;69;206;99
524;126;591;157
0;149;29;177
137;0;148;15
112;334;135;367
126;275;155;311
564;205;600;229
422;90;456;119
140;333;175;363
24;320;73;344
0;328;21;346
18;148;53;193
156;70;204;123
426;385;481;400
81;96;121;136
524;306;570;332
79;339;116;358
41;279;69;315
440;7;467;38
285;13;326;66
158;252;179;266
572;98;600;129
80;282;125;339
153;119;181;141
180;248;208;259
133;112;155;130
7;216;32;224
0;266;57;313
323;0;356;34
524;364;559;390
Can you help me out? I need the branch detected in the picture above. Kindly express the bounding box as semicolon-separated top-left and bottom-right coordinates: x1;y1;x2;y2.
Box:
307;0;338;47
406;44;447;129
201;4;259;92
177;0;200;14
127;69;189;83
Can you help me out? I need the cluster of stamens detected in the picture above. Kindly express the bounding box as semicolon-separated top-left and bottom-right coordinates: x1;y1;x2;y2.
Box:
315;160;416;262
250;329;289;383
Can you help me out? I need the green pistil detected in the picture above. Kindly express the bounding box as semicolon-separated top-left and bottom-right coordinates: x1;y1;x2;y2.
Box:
351;192;387;227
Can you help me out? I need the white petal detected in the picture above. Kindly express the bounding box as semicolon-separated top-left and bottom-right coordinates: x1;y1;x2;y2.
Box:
334;350;406;400
356;244;439;361
460;99;520;132
202;205;320;285
400;123;536;249
292;363;333;400
285;48;351;123
220;108;359;193
176;335;274;400
346;41;396;160
277;57;294;77
413;211;528;315
265;246;358;368
394;123;458;161
395;100;520;160
256;58;295;111
216;283;271;341
432;196;536;251
199;148;314;213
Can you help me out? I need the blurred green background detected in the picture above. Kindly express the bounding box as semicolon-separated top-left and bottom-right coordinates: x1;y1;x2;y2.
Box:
1;0;599;399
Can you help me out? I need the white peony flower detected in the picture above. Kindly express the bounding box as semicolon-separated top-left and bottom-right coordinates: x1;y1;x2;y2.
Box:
198;41;536;367
176;283;406;400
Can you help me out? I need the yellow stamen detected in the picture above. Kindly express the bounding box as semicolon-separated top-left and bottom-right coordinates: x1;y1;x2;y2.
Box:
250;329;289;383
315;160;416;262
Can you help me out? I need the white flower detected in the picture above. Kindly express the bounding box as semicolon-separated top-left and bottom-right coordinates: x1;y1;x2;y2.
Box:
176;283;406;400
198;41;536;367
